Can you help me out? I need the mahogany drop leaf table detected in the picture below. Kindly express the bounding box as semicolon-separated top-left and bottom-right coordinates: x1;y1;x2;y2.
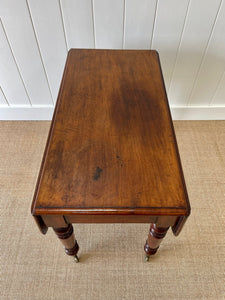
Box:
31;49;190;262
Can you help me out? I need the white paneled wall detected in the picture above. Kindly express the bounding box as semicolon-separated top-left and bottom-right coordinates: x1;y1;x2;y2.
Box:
61;0;94;49
0;19;31;106
0;86;8;105
1;0;53;106
27;0;68;102
124;0;156;49
168;0;222;106
0;0;225;120
94;0;124;48
213;71;225;105
152;0;190;90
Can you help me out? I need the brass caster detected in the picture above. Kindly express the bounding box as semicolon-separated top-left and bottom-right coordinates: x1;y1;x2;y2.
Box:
145;255;150;262
74;255;79;263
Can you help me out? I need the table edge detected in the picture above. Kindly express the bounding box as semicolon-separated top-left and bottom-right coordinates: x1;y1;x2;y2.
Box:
156;51;191;216
31;50;73;216
32;206;190;217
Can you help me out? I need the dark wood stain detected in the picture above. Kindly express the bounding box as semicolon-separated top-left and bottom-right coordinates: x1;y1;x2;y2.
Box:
93;166;103;181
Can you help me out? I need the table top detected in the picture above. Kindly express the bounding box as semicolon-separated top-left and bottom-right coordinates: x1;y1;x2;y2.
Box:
32;49;190;217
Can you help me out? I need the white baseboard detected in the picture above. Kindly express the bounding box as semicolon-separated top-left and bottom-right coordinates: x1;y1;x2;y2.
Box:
0;105;224;120
0;106;54;120
170;106;225;120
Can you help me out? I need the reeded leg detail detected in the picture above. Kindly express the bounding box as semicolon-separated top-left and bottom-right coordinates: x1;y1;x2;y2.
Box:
144;223;169;261
53;224;79;262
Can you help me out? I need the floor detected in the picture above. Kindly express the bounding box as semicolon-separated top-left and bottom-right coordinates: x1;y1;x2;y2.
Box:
1;121;225;300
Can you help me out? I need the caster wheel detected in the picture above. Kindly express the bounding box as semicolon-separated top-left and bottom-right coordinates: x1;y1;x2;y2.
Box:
74;255;79;263
145;255;150;262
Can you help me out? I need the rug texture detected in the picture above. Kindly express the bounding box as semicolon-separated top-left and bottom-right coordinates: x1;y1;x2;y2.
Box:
0;121;225;300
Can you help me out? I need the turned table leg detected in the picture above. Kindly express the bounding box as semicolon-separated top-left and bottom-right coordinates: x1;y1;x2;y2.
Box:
53;224;79;262
144;223;169;261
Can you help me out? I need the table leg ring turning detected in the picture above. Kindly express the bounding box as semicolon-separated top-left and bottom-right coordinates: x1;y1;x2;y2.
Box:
53;224;79;263
144;223;169;261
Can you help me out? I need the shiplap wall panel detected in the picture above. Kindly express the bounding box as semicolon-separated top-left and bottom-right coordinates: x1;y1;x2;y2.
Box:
27;0;68;102
0;20;30;105
0;0;53;105
188;1;225;106
124;0;156;49
151;0;190;90
212;71;225;105
61;0;94;49
94;0;124;48
168;0;222;106
0;0;225;120
0;87;8;106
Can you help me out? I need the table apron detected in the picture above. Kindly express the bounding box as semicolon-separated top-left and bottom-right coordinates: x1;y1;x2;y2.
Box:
41;215;178;227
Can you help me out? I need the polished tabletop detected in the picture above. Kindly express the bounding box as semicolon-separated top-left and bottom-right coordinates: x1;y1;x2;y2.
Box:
32;49;190;217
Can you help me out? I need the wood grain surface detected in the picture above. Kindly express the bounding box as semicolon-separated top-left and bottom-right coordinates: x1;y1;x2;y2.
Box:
32;49;190;217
